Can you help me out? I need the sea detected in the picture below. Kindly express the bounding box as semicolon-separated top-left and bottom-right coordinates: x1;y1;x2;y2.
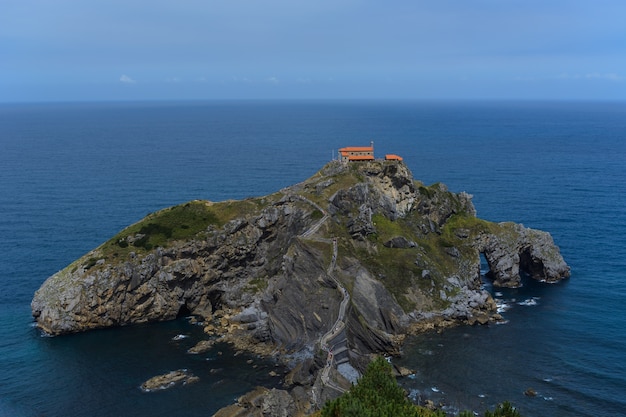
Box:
0;100;625;417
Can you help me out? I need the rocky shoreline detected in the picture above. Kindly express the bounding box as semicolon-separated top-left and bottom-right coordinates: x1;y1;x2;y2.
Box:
140;369;199;392
31;160;569;415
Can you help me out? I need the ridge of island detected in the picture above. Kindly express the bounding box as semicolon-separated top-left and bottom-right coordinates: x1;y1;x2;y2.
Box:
31;159;570;415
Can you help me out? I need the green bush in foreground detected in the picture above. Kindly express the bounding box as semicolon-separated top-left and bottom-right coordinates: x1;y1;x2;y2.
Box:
321;357;444;417
321;357;521;417
484;402;521;417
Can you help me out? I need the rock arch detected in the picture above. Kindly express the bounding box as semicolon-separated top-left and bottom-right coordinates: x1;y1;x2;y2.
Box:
477;224;570;288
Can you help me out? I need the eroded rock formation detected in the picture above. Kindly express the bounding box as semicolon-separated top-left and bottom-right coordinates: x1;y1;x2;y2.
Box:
31;160;570;412
140;369;199;392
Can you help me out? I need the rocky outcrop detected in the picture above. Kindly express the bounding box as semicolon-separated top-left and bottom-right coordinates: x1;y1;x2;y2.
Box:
383;236;416;248
31;198;319;337
140;369;199;392
31;159;570;413
213;386;309;417
478;223;571;287
187;339;215;354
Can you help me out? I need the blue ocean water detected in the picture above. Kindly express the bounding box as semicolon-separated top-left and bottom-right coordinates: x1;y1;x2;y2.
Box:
0;100;625;416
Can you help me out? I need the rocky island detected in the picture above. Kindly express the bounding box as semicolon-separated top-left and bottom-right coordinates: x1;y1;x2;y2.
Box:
31;160;569;415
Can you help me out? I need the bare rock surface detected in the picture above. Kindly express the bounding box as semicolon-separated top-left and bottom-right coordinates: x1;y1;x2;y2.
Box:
140;369;199;392
212;386;302;417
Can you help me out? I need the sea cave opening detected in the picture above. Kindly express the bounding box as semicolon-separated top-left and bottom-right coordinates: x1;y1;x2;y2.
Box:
519;247;545;281
207;290;224;314
177;303;191;318
479;253;493;280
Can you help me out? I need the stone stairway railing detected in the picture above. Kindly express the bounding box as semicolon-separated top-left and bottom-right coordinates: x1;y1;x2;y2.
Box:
318;238;349;394
290;193;350;394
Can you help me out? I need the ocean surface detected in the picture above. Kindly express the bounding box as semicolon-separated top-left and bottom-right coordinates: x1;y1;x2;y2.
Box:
1;100;625;416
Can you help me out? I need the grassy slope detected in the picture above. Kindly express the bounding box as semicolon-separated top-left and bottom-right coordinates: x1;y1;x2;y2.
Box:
81;194;283;269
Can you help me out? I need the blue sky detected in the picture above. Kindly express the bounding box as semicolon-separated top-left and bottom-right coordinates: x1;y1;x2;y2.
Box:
2;0;625;102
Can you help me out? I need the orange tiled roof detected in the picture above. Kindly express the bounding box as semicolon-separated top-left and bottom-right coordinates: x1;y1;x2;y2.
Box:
385;154;403;161
339;146;373;153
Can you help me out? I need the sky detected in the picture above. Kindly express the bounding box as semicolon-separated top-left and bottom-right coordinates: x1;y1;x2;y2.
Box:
2;0;625;102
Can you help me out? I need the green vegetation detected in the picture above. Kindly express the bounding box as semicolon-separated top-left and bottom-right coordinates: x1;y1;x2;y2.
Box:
372;213;413;240
321;357;443;417
321;357;522;417
457;402;521;417
296;162;516;316
355;244;422;312
302;165;504;313
484;402;521;417
245;277;269;294
106;200;221;253
83;257;98;270
301;163;364;206
440;213;495;238
98;196;281;260
417;185;434;198
302;238;333;267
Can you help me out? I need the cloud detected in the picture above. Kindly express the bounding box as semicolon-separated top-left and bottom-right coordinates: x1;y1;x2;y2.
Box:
266;76;279;84
119;74;136;84
557;72;623;81
585;73;623;81
231;77;252;83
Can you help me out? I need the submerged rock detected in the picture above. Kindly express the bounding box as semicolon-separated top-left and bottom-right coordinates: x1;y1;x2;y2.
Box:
140;369;199;392
524;387;537;397
187;339;215;354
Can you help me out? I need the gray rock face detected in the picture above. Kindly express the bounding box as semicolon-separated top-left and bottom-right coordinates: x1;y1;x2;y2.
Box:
31;199;320;338
478;223;570;287
383;236;416;248
213;386;302;417
140;369;199;392
31;160;569;364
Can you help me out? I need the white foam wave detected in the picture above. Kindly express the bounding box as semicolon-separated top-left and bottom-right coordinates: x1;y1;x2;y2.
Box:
517;297;540;306
172;334;189;341
496;300;512;313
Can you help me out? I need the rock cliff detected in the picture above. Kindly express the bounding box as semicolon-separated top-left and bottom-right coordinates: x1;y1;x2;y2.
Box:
31;160;569;411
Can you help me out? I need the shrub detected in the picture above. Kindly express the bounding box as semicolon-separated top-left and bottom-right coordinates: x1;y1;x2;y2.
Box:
320;357;522;417
484;402;521;417
321;357;444;417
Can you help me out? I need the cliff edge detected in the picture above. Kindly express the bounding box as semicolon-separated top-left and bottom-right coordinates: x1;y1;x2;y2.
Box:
31;160;569;409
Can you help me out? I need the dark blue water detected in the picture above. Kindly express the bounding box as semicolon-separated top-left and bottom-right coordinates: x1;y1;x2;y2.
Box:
1;101;625;416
